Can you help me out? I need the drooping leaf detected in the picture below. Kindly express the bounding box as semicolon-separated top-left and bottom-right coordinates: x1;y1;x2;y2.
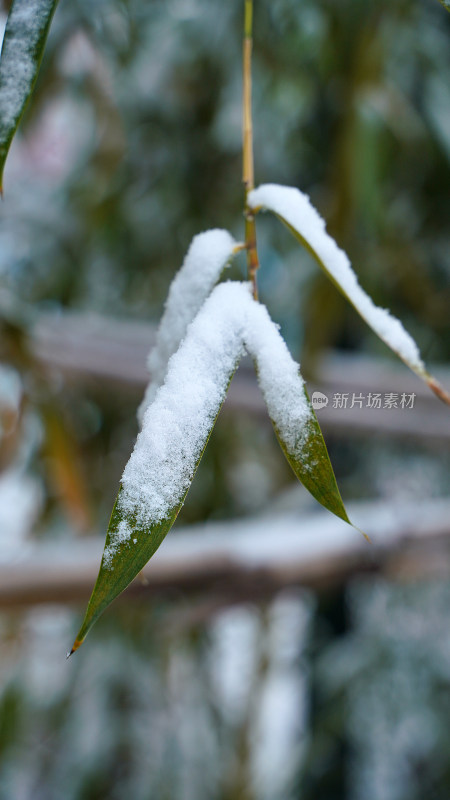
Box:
272;385;368;537
244;297;364;536
138;229;242;423
248;184;450;406
70;282;251;653
71;278;369;653
0;0;58;191
69;487;185;653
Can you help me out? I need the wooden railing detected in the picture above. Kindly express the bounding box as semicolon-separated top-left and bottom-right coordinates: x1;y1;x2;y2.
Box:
2;499;450;613
32;311;450;443
1;311;448;613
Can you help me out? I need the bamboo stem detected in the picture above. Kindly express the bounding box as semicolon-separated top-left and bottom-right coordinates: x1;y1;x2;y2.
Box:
243;0;260;300
242;0;254;192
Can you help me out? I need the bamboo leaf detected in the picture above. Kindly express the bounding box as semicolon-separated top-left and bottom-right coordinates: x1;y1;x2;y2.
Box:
71;280;368;652
138;229;242;423
248;184;450;406
273;385;367;537
70;282;250;653
0;0;58;191
244;297;364;536
69;487;185;653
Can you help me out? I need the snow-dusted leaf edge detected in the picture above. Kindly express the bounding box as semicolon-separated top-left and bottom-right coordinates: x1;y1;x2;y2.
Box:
138;229;243;423
70;282;248;652
71;280;362;652
243;294;364;537
270;386;369;542
70;392;229;653
0;0;58;190
248;184;450;406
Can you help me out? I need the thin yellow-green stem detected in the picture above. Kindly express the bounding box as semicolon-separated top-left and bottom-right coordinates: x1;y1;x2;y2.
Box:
243;0;259;300
242;0;254;191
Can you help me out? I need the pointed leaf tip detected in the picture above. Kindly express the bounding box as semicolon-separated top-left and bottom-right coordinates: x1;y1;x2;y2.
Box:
74;282;250;646
66;638;83;659
242;297;364;537
358;527;372;544
427;376;450;407
271;394;367;540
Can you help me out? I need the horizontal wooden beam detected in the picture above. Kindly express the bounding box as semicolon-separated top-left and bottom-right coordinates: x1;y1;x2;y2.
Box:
31;311;450;443
2;499;450;612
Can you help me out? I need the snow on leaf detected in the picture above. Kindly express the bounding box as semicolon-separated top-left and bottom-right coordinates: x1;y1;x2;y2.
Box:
0;0;58;191
248;184;450;406
138;229;241;423
244;299;361;533
70;281;250;652
72;281;361;652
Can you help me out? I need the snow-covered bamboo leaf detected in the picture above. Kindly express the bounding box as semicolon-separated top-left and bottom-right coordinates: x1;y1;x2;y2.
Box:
138;229;241;423
70;282;249;653
244;300;361;534
71;280;366;652
69;487;184;653
0;0;58;191
248;184;450;406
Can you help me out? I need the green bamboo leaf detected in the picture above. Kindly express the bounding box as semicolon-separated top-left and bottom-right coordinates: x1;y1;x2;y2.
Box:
0;0;58;191
138;229;242;423
244;298;365;537
69;486;185;654
248;184;450;407
438;0;450;12
273;385;367;538
70;282;249;653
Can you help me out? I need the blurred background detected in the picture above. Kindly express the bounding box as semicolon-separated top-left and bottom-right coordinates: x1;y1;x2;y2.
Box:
0;0;449;797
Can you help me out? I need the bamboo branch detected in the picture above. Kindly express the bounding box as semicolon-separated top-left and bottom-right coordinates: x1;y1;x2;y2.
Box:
243;0;260;300
242;0;254;192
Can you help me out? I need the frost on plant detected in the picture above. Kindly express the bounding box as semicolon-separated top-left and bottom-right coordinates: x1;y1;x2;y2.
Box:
0;0;58;189
72;267;361;650
248;185;423;367
111;281;249;564
111;280;356;572
248;184;450;405
73;172;449;648
138;229;239;423
1;1;442;653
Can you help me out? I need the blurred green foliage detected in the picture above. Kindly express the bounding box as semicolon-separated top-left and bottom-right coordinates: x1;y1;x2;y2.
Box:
1;0;449;331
